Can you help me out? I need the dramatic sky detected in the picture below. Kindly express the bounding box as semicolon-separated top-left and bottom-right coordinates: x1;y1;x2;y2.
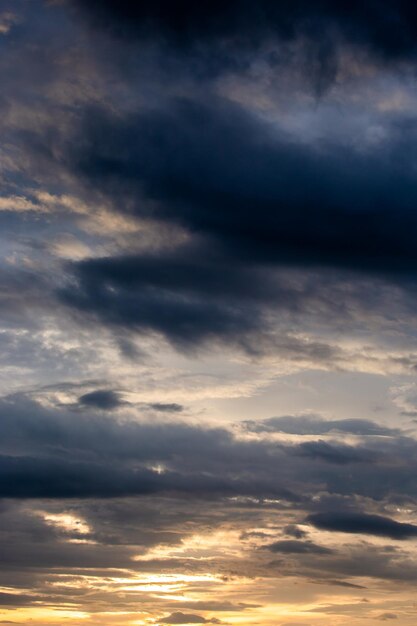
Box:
5;1;417;625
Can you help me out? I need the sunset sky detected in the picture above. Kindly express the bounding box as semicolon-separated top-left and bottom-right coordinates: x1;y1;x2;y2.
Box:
4;1;417;625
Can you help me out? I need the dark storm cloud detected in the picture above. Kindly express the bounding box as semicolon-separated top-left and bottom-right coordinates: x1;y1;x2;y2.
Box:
70;0;417;65
26;94;417;349
59;99;417;274
8;21;417;352
0;393;416;504
0;394;297;500
0;454;167;499
4;2;417;357
307;512;417;539
59;247;266;348
58;240;375;354
0;449;296;500
59;243;329;349
265;540;333;555
67;0;341;91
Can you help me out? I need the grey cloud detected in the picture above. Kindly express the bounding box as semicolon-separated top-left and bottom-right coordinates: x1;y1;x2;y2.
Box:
307;512;417;539
79;389;123;410
56;98;417;276
265;540;333;555
1;394;417;503
159;614;217;624
13;88;417;351
244;415;400;436
77;390;184;412
293;441;377;465
313;579;367;589
0;592;38;607
69;0;417;81
270;542;417;583
148;402;184;413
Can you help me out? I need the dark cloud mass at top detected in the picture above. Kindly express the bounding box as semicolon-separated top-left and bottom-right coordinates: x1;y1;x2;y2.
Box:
67;0;417;99
9;1;417;349
71;0;417;61
54;99;417;273
45;98;417;346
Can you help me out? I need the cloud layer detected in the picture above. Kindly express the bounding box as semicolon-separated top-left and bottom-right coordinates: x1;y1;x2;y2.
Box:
2;2;417;625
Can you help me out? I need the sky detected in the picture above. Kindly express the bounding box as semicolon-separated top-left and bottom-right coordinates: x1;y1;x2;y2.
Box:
4;1;417;625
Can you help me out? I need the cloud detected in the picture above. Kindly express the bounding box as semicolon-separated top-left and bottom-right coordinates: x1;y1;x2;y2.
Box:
158;612;223;625
78;389;123;410
0;394;297;500
244;415;400;436
0;592;38;606
0;396;387;499
307;512;417;539
23;94;416;351
283;524;307;539
4;0;417;619
265;540;333;555
10;24;417;355
69;0;417;72
293;441;377;465
0;394;416;506
78;390;184;412
173;602;258;612
57;243;363;355
318;580;367;589
147;402;184;413
58;243;281;349
57;98;417;275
